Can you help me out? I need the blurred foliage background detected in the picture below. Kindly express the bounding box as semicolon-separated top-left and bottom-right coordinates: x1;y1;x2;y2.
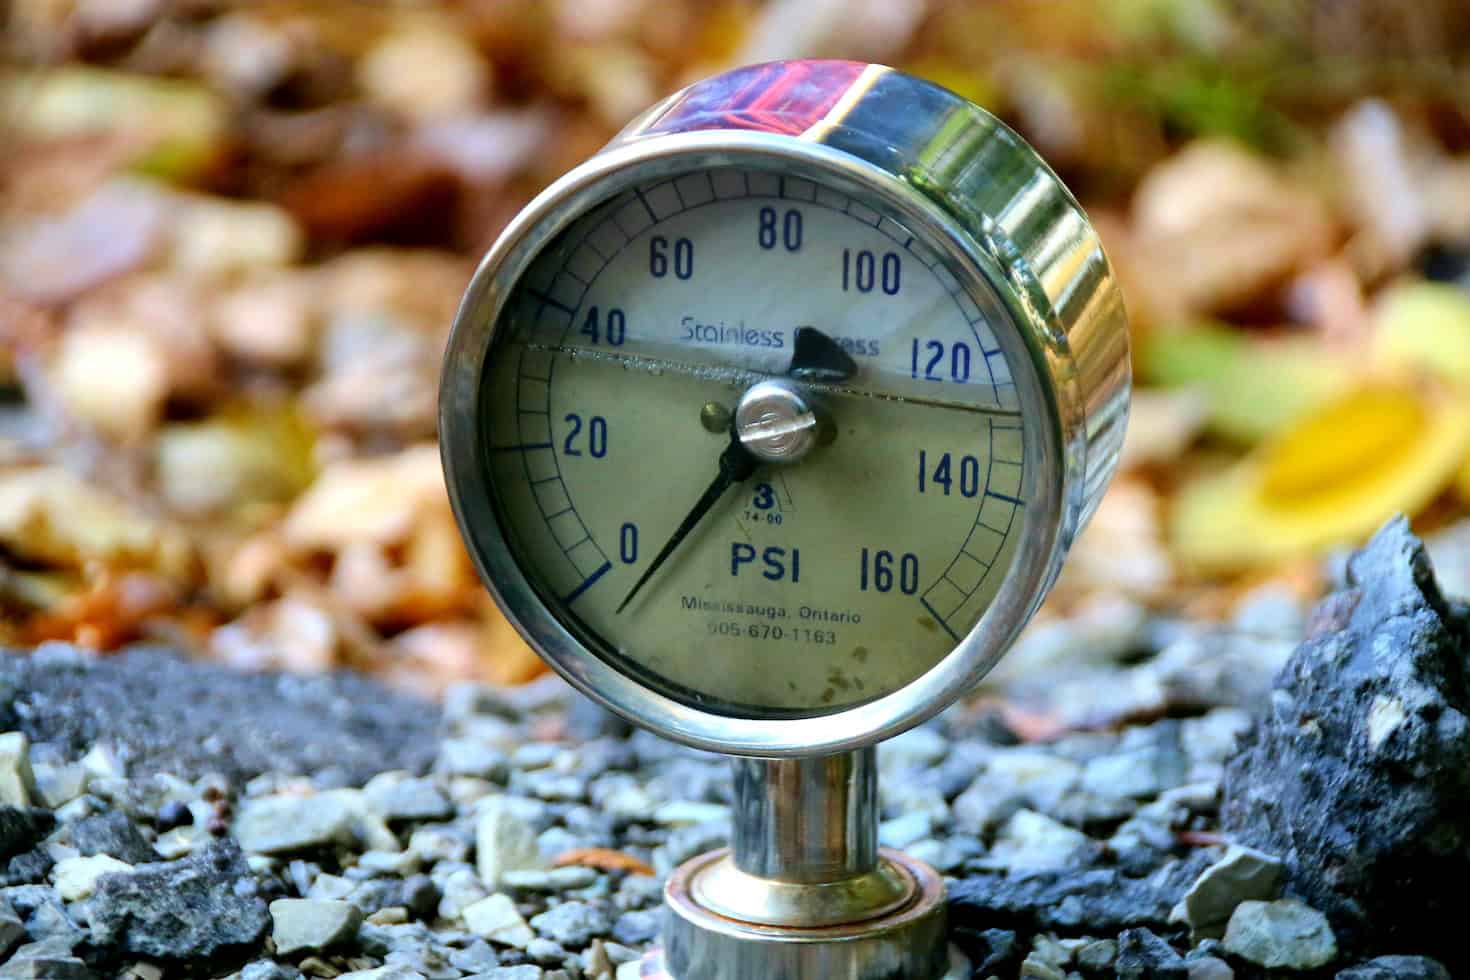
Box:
3;0;1470;695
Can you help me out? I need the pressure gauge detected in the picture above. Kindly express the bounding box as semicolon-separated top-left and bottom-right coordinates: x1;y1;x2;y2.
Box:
442;59;1128;758
443;60;1128;980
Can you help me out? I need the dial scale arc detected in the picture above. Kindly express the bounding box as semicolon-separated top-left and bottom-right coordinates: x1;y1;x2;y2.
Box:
500;167;1028;657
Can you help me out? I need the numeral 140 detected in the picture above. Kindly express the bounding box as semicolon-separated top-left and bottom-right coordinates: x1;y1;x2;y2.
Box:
917;450;981;497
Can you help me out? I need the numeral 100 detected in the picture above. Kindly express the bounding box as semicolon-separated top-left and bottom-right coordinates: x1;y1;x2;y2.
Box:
841;249;901;295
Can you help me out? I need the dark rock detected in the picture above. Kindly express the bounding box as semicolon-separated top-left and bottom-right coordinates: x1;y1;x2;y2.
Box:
1;848;53;887
925;741;990;801
0;898;20;958
495;948;531;967
345;878;400;916
352;873;438;920
1075;937;1118;972
241;963;306;980
87;838;269;961
450;939;500;974
0;647;439;785
530;901;610;947
1336;955;1452;980
399;874;441;922
1115;928;1187;979
69;811;159;865
951;927;1021;977
611;910;659;946
525;936;566;964
1221;518;1470;968
2;885;82;948
1185;938;1226;961
0;938;94;979
948;853;1210;935
0;808;53;860
155;800;192;832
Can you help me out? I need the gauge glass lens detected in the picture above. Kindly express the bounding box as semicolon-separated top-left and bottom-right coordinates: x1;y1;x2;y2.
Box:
477;167;1032;717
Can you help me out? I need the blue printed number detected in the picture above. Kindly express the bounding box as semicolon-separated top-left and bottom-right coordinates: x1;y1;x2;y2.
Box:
581;307;626;346
752;483;776;510
562;414;607;458
650;236;693;279
917;451;981;497
909;339;972;382
859;548;918;594
841;249;900;295
619;522;638;563
758;207;802;251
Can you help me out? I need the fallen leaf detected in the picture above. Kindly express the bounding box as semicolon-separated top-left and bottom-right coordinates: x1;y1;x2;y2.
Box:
553;847;655;876
1133;141;1335;316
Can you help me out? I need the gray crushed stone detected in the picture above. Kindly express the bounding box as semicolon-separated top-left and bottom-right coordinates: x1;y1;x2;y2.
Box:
0;519;1456;978
0;646;439;785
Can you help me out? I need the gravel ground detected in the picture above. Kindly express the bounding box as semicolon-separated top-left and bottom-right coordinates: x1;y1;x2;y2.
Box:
0;648;440;786
0;523;1464;980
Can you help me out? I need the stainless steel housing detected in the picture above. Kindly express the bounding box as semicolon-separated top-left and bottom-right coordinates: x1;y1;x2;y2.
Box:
439;60;1130;757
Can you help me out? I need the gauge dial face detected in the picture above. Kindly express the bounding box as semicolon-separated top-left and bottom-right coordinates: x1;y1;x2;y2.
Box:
477;166;1033;717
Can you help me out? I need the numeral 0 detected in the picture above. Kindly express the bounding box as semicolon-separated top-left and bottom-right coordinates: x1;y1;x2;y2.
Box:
562;413;607;458
650;236;693;279
758;207;802;251
842;249;900;295
619;522;638;563
859;548;918;594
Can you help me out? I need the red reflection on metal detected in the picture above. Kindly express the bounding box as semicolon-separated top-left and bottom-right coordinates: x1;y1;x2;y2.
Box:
647;59;867;137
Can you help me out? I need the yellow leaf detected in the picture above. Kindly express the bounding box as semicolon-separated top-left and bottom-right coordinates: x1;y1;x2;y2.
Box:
1258;387;1423;501
1373;281;1470;387
1172;384;1470;570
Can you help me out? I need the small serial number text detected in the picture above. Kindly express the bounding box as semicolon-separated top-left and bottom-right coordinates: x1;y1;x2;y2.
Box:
706;621;838;644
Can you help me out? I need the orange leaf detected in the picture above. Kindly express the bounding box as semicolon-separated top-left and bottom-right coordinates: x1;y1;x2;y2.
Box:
553;847;655;877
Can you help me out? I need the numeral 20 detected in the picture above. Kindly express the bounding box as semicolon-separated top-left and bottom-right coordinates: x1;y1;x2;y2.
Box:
562;413;607;458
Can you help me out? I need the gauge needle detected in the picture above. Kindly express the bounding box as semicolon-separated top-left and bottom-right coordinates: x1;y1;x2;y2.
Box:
614;328;856;615
615;434;756;614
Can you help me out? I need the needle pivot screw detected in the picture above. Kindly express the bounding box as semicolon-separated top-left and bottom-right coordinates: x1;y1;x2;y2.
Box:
734;380;819;463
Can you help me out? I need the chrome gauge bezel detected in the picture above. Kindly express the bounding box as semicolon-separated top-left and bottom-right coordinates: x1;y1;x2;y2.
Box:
442;127;1092;756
